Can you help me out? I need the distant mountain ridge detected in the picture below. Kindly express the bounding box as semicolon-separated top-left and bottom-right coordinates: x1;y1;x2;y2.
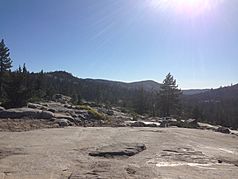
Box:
82;79;208;95
186;83;238;101
46;71;213;95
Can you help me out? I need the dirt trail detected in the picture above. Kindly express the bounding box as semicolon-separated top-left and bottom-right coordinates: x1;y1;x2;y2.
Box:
0;127;238;179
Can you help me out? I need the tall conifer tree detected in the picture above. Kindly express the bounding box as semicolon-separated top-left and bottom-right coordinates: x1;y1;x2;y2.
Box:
0;39;12;99
158;73;182;117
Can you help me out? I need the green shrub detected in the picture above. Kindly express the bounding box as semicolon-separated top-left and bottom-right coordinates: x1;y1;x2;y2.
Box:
78;105;108;121
88;108;107;121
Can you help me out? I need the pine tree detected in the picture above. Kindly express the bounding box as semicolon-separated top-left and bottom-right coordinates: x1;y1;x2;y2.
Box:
0;39;13;100
22;63;28;74
0;39;12;72
4;65;30;108
158;73;182;117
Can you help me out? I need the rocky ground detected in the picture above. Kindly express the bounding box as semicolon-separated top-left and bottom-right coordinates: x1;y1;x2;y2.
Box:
0;98;234;133
0;127;238;179
0;95;237;178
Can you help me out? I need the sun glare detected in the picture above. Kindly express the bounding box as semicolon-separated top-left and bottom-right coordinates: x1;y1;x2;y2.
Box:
149;0;224;17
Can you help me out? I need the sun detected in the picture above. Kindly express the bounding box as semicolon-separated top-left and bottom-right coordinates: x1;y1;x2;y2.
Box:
149;0;224;18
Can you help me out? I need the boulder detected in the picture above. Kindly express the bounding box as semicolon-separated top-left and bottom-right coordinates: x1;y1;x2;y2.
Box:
77;113;88;120
64;104;72;108
159;118;180;127
40;103;49;107
55;119;73;127
161;118;199;128
185;119;199;128
47;108;56;113
39;111;55;119
52;94;72;104
131;121;147;127
159;121;169;127
0;108;54;119
89;143;146;158
216;127;231;134
54;113;74;122
0;108;38;119
198;122;218;131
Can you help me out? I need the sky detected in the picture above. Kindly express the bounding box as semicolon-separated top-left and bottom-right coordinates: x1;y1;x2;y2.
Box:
0;0;238;89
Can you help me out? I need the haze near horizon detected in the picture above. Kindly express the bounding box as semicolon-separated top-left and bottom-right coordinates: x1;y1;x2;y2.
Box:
1;0;238;89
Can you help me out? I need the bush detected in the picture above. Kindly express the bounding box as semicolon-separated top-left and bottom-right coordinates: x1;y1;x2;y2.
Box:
78;104;92;111
79;105;108;121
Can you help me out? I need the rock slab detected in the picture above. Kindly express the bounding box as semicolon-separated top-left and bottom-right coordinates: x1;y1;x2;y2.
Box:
0;108;54;119
89;143;146;158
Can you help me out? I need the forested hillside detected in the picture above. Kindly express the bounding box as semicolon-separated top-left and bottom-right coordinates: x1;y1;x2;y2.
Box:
183;84;238;128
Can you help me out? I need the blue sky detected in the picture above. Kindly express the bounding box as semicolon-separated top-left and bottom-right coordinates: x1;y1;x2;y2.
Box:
0;0;238;89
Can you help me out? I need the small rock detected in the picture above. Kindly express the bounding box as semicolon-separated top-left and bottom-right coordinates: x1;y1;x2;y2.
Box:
106;110;114;116
184;119;199;128
218;160;223;163
126;167;136;175
55;119;73;127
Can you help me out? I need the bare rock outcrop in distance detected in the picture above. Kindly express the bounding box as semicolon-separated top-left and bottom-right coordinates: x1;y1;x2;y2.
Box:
0;108;54;119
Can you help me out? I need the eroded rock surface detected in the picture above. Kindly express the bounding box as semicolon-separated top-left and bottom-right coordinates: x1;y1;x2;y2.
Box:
0;128;237;179
89;143;146;158
147;147;218;167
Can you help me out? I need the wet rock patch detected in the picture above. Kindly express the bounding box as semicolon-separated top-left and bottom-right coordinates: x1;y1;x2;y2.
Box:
147;147;218;168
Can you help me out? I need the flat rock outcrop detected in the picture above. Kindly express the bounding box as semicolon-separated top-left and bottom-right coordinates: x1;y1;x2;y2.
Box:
0;108;54;119
1;128;237;179
130;121;157;127
89;143;146;158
